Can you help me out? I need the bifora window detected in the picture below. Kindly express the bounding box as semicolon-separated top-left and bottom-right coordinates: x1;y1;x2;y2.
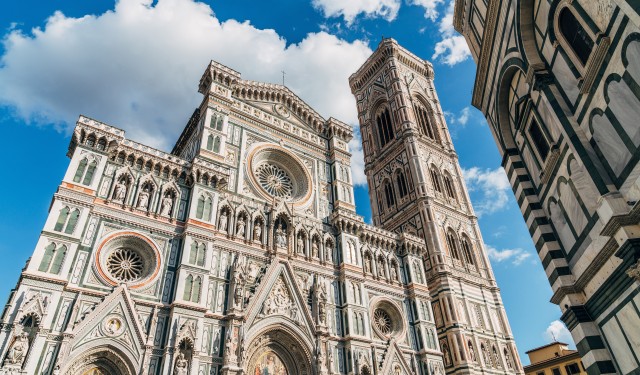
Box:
528;119;550;161
559;8;594;66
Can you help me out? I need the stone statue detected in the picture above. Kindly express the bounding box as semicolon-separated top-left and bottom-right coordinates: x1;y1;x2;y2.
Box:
326;243;333;262
297;236;304;254
312;239;319;258
113;180;127;202
173;352;188;375
5;331;29;367
219;210;228;232
468;342;476;362
327;347;335;374
364;257;371;273
377;258;385;277
253;222;262;242
317;282;328;324
236;216;245;238
275;223;286;248
137;188;150;209
505;349;513;369
390;265;397;281
161;194;173;216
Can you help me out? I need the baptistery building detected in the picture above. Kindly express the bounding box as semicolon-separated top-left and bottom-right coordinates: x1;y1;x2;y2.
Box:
0;39;521;375
454;0;640;372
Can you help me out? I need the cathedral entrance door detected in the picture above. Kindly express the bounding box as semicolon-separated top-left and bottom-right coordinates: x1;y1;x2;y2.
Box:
251;350;289;375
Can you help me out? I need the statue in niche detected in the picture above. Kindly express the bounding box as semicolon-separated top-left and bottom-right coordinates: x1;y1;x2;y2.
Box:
160;193;173;216
505;349;513;369
390;264;397;281
212;329;220;354
173;352;189;375
468;342;476;362
253;222;262;242
312;239;319;258
275;223;287;248
326;243;333;262
377;258;385;277
236;216;245;238
297;236;304;254
327;347;335;374
113;180;127;202
317;281;328;324
364;256;371;273
4;331;29;367
137;187;150;209
219;210;228;232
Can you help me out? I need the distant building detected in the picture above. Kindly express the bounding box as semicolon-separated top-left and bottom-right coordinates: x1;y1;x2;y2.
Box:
524;342;585;375
453;0;640;373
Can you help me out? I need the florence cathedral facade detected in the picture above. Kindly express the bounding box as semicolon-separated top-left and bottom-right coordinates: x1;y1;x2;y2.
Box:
0;39;522;375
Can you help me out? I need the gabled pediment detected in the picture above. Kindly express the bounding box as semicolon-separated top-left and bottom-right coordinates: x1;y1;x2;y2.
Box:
379;340;414;375
67;285;147;366
244;260;316;339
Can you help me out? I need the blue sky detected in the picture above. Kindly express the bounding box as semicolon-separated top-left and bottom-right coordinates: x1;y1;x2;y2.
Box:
0;0;573;364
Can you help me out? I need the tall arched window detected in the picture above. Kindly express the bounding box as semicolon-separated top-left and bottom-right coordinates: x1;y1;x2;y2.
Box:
203;196;212;221
413;101;438;140
376;107;395;147
443;174;456;200
54;207;70;232
213;137;221;153
39;243;66;274
192;276;202;303
461;237;475;265
396;171;409;198
82;160;97;185
189;242;198;264
206;134;214;151
446;232;461;260
559;8;594;66
65;209;80;234
430;169;442;193
196;243;206;267
50;245;67;274
73;158;88;183
383;181;396;208
39;243;56;272
183;275;193;301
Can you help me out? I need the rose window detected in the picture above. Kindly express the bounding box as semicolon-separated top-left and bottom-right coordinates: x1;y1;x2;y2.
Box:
373;308;392;335
247;144;312;204
96;234;161;289
256;163;293;199
106;248;144;282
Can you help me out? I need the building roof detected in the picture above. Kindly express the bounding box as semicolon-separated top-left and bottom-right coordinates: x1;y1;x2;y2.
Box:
525;341;569;354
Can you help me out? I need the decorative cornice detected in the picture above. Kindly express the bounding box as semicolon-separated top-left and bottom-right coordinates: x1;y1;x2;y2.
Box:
471;0;501;109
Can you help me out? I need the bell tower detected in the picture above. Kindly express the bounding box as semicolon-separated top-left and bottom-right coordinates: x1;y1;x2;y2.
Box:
349;39;524;374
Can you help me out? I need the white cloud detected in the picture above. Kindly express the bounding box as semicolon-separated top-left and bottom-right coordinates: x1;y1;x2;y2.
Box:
462;167;511;216
432;1;471;65
312;0;401;24
457;106;471;125
485;244;532;265
0;0;372;160
544;320;575;344
408;0;444;21
349;129;367;185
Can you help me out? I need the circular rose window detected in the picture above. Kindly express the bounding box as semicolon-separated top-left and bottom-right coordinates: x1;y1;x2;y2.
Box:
247;144;312;205
370;299;405;339
95;233;161;289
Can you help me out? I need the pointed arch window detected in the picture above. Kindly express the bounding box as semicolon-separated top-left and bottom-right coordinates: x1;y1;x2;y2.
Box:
206;134;214;151
446;232;461;260
39;243;67;274
213;136;221;153
461;237;475;265
183;275;194;301
73;158;97;186
559;8;594;66
383;181;396;208
376;107;395;148
430;169;442;193
54;207;80;234
54;207;70;232
73;158;88;183
413;102;438;140
196;243;206;267
527;119;550;161
396;171;409;198
443;174;456;200
192;276;202;303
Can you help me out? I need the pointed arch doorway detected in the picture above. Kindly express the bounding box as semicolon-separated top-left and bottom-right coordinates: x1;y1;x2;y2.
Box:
244;328;312;375
63;347;135;375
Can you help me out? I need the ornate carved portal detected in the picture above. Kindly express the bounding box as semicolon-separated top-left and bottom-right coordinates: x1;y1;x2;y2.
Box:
244;329;311;375
63;347;135;375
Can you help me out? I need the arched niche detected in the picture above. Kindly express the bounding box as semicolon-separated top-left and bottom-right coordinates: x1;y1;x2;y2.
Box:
244;327;312;375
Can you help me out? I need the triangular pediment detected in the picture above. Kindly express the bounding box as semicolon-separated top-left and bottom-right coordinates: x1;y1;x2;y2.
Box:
241;98;319;134
245;260;316;338
67;285;147;366
379;340;414;375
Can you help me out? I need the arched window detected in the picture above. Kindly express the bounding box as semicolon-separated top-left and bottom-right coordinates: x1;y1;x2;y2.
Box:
206;134;214;151
54;207;70;232
396;171;409;198
203;196;212;221
443;174;456;199
97;138;107;151
39;243;56;272
559;8;594;66
376;107;395;148
183;275;193;301
446;232;461;260
213;136;221;153
383;181;396;208
73;158;88;183
413;101;438;140
192;276;202;303
430;169;442;193
196;195;205;219
528;119;550;161
196;243;206;267
82;160;97;185
65;209;80;234
461;237;475;265
50;245;67;274
189;242;198;264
